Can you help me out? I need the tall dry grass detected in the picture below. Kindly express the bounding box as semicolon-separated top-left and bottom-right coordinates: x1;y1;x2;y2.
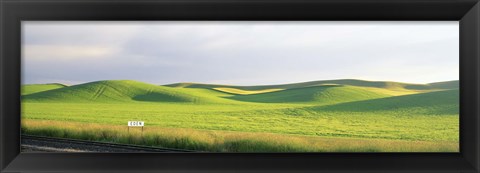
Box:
22;119;459;152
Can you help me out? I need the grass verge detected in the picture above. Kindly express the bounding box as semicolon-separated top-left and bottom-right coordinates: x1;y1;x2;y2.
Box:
22;119;459;152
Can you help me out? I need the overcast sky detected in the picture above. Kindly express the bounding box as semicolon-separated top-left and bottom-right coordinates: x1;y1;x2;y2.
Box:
22;21;459;85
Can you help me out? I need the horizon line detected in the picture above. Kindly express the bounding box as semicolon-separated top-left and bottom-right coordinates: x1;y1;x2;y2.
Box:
22;78;460;86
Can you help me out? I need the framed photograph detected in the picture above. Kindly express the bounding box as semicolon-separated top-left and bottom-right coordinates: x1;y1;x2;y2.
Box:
1;0;479;172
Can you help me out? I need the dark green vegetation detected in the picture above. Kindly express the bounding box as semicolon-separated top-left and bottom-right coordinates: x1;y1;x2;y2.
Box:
21;79;459;152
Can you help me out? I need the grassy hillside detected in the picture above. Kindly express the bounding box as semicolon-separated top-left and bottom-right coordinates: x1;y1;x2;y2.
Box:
213;87;284;95
428;80;459;90
166;79;455;91
23;79;436;105
312;89;459;114
228;85;391;104
23;80;238;103
22;83;66;95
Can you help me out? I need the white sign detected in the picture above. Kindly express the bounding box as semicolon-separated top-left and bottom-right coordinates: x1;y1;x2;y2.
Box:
128;121;144;127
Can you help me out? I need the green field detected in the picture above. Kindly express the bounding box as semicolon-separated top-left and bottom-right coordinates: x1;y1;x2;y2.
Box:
21;79;459;152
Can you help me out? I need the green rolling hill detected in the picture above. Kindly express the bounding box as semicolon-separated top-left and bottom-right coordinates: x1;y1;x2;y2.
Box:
310;89;459;115
427;80;459;90
166;79;458;91
22;79;459;106
228;85;391;104
22;83;66;95
22;80;237;103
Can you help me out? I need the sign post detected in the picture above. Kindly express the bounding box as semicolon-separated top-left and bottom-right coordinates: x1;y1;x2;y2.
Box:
128;121;145;133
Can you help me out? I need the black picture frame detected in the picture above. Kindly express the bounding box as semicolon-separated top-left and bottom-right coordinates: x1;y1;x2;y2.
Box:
1;0;479;172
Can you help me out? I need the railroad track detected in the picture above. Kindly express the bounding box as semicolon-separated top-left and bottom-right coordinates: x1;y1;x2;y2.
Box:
21;134;195;152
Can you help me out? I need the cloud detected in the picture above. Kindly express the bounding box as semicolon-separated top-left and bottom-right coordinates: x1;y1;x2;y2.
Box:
22;21;142;45
22;21;459;85
23;45;116;61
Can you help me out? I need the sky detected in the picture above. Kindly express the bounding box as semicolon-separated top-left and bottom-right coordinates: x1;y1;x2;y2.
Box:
22;21;459;85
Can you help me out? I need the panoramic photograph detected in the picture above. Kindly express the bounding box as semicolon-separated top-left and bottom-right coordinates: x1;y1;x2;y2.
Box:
21;21;459;152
